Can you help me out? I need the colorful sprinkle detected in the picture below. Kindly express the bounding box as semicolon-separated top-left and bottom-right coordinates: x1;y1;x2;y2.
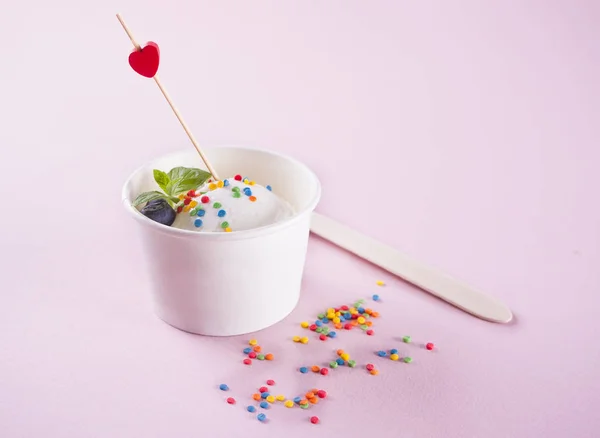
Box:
197;209;205;217
247;405;256;413
348;360;356;367
426;343;435;350
284;400;294;408
299;366;308;373
366;364;375;371
293;336;300;342
213;202;222;208
266;395;275;403
293;397;302;404
377;350;387;357
253;345;262;352
300;321;309;328
208;183;217;191
390;348;398;355
260;401;269;409
311;366;320;373
265;353;274;360
243;347;252;354
232;186;240;193
194;219;203;228
252;393;261;401
243;188;252;196
390;353;399;361
261;393;269;399
234;175;242;181
403;336;411;343
266;379;275;386
370;369;379;375
372;294;380;301
366;329;374;336
217;209;226;217
310;416;319;424
248;352;257;359
329;361;338;369
223;179;230;187
317;390;327;398
200;196;209;204
243;358;252;365
376;280;385;286
336;358;345;366
232;192;241;198
403;357;413;363
219;384;229;391
319;334;327;341
221;221;229;229
225;227;232;232
257;413;266;422
266;185;272;191
300;337;309;344
257;354;265;360
176;206;183;213
249;196;257;202
259;386;268;393
226;397;236;404
276;395;285;401
320;368;329;375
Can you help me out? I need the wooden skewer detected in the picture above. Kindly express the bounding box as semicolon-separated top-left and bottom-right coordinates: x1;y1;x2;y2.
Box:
116;13;220;180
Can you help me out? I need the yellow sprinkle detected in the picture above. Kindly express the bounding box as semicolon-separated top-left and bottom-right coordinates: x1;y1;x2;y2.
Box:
243;178;249;184
284;400;294;408
300;321;309;328
208;183;217;191
300;337;309;344
390;354;399;361
376;280;385;286
217;181;224;188
249;181;256;186
357;316;366;324
327;308;335;314
183;205;193;212
225;227;232;233
292;336;300;342
276;395;285;401
350;308;358;314
178;194;186;200
266;395;275;403
332;317;340;324
326;314;335;320
249;339;258;346
335;311;341;316
340;353;350;361
189;200;198;208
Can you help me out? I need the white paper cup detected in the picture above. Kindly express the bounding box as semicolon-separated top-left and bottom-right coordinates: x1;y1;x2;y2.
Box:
122;146;321;336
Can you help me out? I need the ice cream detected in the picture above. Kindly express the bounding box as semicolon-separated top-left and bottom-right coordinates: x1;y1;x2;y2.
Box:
134;168;294;232
172;176;293;232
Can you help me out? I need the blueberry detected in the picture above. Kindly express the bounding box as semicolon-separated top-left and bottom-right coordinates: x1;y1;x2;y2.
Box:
140;199;176;226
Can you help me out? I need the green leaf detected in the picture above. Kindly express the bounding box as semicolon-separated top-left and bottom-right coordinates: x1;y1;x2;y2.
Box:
153;169;170;193
166;167;212;195
132;191;170;207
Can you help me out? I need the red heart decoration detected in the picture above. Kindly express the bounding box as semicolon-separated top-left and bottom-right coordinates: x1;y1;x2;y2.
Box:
128;42;160;78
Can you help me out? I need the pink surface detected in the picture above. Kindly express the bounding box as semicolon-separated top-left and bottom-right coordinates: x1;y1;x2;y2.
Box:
1;1;599;437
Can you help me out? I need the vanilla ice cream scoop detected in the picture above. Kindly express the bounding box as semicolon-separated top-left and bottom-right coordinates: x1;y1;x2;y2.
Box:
171;176;293;232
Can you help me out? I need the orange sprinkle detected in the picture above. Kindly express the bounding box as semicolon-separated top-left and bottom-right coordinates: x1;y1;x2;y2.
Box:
249;196;257;202
334;323;343;329
253;393;261;401
336;349;345;356
311;365;320;373
299;399;308;405
365;308;373;315
365;321;373;327
371;311;380;318
370;369;379;375
310;388;319;394
265;353;274;360
308;397;319;404
305;392;315;399
253;345;262;352
351;320;359;326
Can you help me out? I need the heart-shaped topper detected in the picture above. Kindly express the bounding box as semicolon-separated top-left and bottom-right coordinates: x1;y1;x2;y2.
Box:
129;42;160;78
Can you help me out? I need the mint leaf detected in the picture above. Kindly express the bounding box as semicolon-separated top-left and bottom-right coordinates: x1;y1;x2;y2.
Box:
132;191;170;207
153;169;170;193
166;167;212;195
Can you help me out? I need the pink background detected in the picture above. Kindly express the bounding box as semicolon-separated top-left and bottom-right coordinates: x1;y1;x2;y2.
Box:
1;1;599;437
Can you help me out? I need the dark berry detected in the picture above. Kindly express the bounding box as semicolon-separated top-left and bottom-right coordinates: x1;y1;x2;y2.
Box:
140;199;176;226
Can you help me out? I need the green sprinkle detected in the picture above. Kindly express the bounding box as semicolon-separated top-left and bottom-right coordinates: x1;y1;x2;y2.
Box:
348;360;356;368
403;336;411;343
221;221;229;229
360;324;368;330
189;208;198;216
403;356;412;363
232;186;240;192
318;313;326;319
300;403;309;409
315;327;323;334
232;192;241;198
213;202;222;208
321;327;329;334
257;354;265;360
329;361;338;369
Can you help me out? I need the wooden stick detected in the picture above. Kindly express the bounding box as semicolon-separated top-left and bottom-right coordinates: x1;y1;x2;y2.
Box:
116;13;220;180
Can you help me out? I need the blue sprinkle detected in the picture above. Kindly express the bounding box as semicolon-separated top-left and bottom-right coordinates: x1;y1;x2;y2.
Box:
299;366;308;373
194;219;203;228
247;405;256;413
390;348;398;355
259;401;269;409
339;315;346;322
243;347;252;354
344;312;352;319
217;209;226;217
315;320;322;327
321;318;330;324
266;185;272;191
261;392;269;399
219;384;229;391
243;188;252;196
257;413;267;422
358;307;365;314
372;294;380;301
336;357;345;365
377;350;387;357
328;331;337;338
293;397;302;404
223;179;230;187
197;209;205;217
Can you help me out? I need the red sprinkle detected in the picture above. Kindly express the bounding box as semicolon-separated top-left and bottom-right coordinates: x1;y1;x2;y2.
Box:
259;386;269;393
341;305;349;311
176;206;183;213
344;323;353;330
426;343;435;350
320;368;328;376
351;314;359;319
310;416;319;424
200;196;210;204
183;198;191;205
309;324;318;331
266;379;275;386
317;390;327;399
226;397;236;404
234;175;242;181
366;363;375;371
187;190;196;197
366;329;374;336
319;334;327;341
243;358;252;365
248;352;257;359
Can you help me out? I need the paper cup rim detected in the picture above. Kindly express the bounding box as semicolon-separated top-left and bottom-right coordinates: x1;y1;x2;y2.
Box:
121;146;321;241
